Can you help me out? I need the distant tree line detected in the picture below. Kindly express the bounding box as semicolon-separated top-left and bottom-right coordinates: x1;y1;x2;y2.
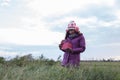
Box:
81;58;120;62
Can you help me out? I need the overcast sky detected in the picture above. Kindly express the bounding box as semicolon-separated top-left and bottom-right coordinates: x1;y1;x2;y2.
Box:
0;0;120;60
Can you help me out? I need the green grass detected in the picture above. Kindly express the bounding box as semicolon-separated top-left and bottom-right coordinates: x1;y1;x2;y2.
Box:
0;61;120;80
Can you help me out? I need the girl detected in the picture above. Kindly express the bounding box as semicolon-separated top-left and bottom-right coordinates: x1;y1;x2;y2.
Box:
59;21;86;68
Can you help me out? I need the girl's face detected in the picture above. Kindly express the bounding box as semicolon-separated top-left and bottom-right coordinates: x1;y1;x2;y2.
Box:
68;29;75;34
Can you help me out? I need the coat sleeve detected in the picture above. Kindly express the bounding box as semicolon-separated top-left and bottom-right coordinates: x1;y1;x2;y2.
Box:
72;35;86;53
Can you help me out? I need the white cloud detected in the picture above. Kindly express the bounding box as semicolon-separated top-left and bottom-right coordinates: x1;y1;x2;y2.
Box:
0;28;64;45
0;13;64;46
114;9;120;19
0;50;19;58
0;46;12;50
56;15;120;29
47;16;98;27
51;16;100;29
23;0;116;16
0;0;11;7
98;43;120;48
111;10;120;27
0;0;119;46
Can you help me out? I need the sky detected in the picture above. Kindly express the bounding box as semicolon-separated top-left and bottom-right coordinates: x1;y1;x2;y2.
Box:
0;0;120;60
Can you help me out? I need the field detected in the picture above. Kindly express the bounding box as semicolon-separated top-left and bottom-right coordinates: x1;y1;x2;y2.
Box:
0;55;120;80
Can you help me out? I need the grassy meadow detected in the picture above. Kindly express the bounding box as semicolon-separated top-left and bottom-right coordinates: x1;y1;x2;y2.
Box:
0;55;120;80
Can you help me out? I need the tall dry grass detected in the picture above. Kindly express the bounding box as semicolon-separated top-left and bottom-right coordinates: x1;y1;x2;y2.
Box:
0;55;120;80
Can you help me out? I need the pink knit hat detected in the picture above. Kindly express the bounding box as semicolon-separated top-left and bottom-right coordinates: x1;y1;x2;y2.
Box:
66;21;79;32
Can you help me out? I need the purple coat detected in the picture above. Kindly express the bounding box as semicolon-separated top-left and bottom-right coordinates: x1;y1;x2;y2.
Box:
61;33;86;67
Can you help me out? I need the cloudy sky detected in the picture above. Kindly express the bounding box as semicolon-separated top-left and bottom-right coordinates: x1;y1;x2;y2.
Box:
0;0;120;60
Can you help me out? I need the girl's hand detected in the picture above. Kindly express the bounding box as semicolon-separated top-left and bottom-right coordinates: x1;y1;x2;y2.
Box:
59;44;62;50
59;40;65;50
59;44;66;52
66;48;73;53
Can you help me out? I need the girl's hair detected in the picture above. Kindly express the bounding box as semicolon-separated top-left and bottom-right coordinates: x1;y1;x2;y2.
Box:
65;30;81;39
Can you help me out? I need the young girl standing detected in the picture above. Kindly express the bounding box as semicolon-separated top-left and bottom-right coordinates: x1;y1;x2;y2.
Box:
59;21;86;67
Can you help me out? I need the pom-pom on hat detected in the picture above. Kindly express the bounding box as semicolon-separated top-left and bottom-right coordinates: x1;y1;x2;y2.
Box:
66;21;79;32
